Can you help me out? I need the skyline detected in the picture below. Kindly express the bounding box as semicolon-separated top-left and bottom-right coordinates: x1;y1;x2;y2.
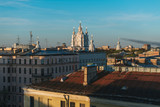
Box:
1;0;160;48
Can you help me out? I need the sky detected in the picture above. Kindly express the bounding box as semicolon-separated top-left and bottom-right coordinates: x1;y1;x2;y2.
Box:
1;0;160;48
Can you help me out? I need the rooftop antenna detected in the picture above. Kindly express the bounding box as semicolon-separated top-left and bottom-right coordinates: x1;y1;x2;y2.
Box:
45;38;48;48
30;31;33;45
17;35;20;44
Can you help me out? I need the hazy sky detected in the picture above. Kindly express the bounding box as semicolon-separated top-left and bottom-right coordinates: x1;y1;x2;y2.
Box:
1;0;160;48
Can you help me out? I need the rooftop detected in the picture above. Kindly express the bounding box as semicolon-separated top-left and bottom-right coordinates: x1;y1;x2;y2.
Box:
0;50;76;56
27;70;160;105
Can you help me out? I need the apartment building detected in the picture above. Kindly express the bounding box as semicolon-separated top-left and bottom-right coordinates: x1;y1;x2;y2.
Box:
0;49;79;107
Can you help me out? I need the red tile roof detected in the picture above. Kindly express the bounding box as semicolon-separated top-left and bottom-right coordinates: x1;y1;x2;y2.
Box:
28;70;160;105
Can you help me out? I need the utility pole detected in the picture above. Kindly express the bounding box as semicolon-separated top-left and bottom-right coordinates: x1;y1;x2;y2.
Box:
30;31;33;45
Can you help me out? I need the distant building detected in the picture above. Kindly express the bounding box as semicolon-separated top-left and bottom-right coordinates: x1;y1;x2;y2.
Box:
116;39;121;50
78;52;106;69
124;45;134;51
56;43;67;50
97;45;110;50
24;65;160;107
142;44;151;51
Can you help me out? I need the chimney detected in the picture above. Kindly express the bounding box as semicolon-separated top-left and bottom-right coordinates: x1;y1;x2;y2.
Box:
83;64;97;86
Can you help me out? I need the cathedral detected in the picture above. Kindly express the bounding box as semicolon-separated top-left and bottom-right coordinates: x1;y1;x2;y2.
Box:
71;22;95;52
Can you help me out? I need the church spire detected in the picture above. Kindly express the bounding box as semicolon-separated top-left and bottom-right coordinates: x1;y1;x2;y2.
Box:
78;21;82;32
89;34;95;52
85;27;88;34
73;27;75;35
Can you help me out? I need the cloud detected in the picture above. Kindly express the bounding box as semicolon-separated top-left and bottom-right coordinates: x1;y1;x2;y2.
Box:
105;14;160;21
0;0;32;8
0;17;32;26
0;0;70;15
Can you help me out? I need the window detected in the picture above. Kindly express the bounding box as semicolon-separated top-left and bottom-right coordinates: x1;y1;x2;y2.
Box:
61;101;65;107
35;68;37;74
29;78;32;83
24;68;26;74
19;77;21;83
24;59;26;64
24;77;26;83
19;68;21;74
3;67;5;73
19;59;21;64
47;68;49;74
13;59;16;64
8;59;10;64
35;59;37;65
8;67;10;73
41;69;44;76
47;59;49;64
3;59;5;64
55;67;57;73
15;86;17;92
14;68;17;73
8;77;10;83
62;66;65;72
75;65;77;71
69;65;71;71
52;68;54;73
3;86;5;91
29;59;32;64
48;99;53;107
70;102;75;107
41;59;44;65
8;86;10;92
80;104;85;107
29;68;32;74
19;87;21;93
30;96;34;107
66;66;68;72
19;96;21;103
3;76;5;82
8;95;10;101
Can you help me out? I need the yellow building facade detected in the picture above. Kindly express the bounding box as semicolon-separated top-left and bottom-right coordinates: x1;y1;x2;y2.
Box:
24;88;90;107
24;88;159;107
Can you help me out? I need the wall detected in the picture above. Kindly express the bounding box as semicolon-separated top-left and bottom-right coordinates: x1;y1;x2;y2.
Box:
24;88;90;107
79;52;106;69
